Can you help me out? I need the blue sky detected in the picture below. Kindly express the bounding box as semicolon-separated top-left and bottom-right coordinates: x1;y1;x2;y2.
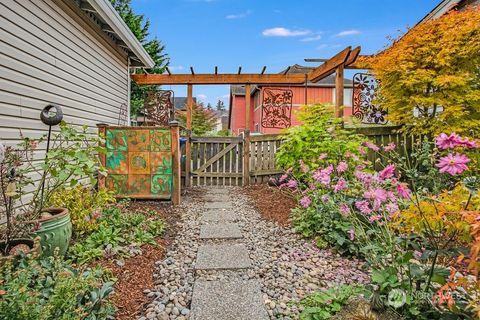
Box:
131;0;439;108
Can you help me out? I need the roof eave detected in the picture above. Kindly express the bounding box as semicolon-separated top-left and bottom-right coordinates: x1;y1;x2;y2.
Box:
87;0;155;68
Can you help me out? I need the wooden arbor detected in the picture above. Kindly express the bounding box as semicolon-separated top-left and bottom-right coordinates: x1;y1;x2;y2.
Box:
131;46;362;186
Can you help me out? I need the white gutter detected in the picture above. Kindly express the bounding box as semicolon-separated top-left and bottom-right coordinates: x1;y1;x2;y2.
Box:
86;0;155;68
127;57;131;125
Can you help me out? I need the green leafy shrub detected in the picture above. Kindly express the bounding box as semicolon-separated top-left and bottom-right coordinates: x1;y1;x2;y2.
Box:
48;186;115;236
276;104;364;173
0;254;115;320
299;285;365;320
69;206;166;265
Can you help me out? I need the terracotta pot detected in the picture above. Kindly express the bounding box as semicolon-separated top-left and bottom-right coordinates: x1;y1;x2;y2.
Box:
0;238;41;266
31;207;72;257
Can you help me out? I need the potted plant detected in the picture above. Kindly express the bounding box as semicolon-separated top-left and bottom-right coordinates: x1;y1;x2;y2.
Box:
0;143;40;263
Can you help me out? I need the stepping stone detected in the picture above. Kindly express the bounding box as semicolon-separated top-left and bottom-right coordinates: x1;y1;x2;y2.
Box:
199;222;242;239
195;244;251;270
204;202;233;209
191;278;268;320
200;211;237;223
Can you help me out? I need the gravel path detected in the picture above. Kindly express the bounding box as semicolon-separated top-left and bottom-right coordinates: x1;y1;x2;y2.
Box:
139;187;368;320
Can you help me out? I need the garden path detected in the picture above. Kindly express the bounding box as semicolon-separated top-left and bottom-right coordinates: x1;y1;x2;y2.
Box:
139;187;368;320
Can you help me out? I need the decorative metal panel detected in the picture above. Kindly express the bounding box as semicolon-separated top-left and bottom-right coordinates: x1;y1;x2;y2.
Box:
117;103;128;126
261;88;293;129
105;128;173;199
144;90;174;126
352;73;387;124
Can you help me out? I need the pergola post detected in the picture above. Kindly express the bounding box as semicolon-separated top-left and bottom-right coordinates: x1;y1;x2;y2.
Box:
243;84;251;186
185;84;193;187
335;64;344;119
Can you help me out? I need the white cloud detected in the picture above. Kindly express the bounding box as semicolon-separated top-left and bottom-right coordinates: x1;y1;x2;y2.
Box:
226;10;252;19
197;94;207;101
168;66;184;71
336;30;361;37
300;34;322;42
262;27;311;37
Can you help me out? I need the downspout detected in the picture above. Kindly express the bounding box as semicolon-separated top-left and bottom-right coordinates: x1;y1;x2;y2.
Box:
127;56;131;126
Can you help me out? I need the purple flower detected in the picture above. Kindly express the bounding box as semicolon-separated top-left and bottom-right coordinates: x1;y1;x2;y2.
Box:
355;200;371;214
333;178;347;193
286;179;298;189
347;229;355;241
383;143;396;152
385;202;399;215
435;133;462;149
279;174;288;183
378;164;396;180
300;196;311;208
354;171;373;185
336;161;348;173
339;203;351;216
436;153;470;176
459;137;478;149
363;141;380;152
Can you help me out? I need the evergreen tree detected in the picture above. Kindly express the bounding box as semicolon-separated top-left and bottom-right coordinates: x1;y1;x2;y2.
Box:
206;103;213;110
109;0;169;116
215;100;226;112
176;103;218;136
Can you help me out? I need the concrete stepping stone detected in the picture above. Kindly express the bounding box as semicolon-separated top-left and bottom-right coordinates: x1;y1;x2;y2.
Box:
195;244;251;270
199;222;242;240
200;211;237;223
204;202;233;209
191;278;268;320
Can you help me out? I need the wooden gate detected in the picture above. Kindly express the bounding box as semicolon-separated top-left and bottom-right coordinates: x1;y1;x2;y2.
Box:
183;134;282;186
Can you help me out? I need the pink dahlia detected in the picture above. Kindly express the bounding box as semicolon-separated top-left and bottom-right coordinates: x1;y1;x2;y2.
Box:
355;200;372;214
286;179;298;189
435;133;462;149
336;161;348;173
396;183;412;200
383;143;396;152
378;164;396;180
459;137;478;149
363;141;380;152
363;188;388;203
333;178;347;193
300;196;311;208
436;153;470;176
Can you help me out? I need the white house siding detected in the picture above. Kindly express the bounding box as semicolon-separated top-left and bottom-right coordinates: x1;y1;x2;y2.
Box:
0;0;130;200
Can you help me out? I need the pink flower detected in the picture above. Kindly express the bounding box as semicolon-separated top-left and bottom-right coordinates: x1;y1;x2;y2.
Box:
358;146;367;155
339;203;351;216
321;195;330;203
385;202;399;214
347;229;355;241
363;141;380;152
414;250;422;260
299;160;309;173
363;188;388;203
333;178;347;193
435;133;462;149
368;215;383;223
396;183;411;200
323;165;334;175
354;171;373;185
286;167;293;174
336;161;348;173
300;196;311;208
383;143;396;152
286;179;298;189
355;200;371;214
378;164;396;180
436;153;470;176
459;137;478;149
318;153;328;160
279;174;288;183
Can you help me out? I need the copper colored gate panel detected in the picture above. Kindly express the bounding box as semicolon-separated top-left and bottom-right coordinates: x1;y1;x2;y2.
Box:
102;126;174;199
261;88;293;129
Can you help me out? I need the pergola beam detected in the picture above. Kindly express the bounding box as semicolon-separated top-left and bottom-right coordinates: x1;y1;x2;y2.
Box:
307;46;351;82
131;73;307;85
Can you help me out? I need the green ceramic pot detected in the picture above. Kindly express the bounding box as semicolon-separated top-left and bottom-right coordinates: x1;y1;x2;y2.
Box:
33;208;72;257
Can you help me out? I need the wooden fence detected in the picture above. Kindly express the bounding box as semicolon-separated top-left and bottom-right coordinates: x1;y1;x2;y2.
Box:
180;126;421;187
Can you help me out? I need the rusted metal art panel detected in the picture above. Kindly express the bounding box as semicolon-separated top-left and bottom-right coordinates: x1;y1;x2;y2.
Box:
352;73;387;124
143;90;174;126
104;127;173;199
261;88;293;129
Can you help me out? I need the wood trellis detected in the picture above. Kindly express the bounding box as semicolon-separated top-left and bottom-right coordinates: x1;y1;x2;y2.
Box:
131;46;363;187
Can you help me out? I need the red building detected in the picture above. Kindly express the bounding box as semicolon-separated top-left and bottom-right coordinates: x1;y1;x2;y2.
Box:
228;65;353;135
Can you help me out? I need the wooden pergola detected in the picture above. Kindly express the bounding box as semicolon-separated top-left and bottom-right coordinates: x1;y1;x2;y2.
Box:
131;46;362;186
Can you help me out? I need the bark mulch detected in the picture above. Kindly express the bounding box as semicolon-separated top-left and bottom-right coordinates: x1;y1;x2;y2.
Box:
243;184;297;226
96;201;180;320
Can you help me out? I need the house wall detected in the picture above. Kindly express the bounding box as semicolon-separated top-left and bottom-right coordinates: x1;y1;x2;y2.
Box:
231;86;353;135
0;0;129;196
